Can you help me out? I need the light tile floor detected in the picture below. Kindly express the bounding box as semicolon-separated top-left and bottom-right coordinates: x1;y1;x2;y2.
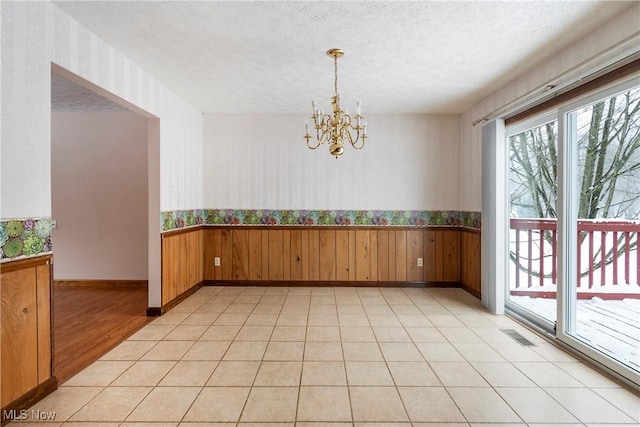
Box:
16;286;640;426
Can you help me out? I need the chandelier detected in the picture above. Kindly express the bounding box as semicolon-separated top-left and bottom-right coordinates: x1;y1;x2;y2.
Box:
304;48;367;158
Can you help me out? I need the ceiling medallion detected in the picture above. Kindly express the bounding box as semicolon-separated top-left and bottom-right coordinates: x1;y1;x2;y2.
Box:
304;48;367;158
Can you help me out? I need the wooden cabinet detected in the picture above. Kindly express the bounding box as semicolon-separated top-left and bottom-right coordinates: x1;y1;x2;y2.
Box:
1;256;54;411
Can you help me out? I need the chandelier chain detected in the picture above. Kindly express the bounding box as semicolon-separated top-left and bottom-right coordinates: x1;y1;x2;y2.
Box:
334;55;339;96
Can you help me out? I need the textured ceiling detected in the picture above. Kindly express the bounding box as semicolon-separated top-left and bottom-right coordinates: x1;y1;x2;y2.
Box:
53;1;632;114
52;73;132;112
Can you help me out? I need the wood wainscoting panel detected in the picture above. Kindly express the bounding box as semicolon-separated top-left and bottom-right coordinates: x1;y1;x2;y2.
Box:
394;230;407;281
307;230;320;281
348;230;356;281
261;230;270;280
369;230;378;282
282;230;291;280
388;230;397;281
36;264;52;383
460;229;481;297
268;229;284;280
319;230;336;281
335;230;349;281
300;230;310;280
221;229;232;280
442;230;460;282
161;235;174;303
204;229;216;281
424;230;460;283
376;230;389;281
424;230;437;282
433;231;445;281
232;229;249;280
190;230;204;292
161;228;204;306
248;229;263;280
406;230;423;282
203;226;472;289
355;230;370;281
290;230;303;281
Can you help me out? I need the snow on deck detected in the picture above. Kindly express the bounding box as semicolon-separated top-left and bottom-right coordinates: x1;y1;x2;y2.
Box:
511;295;640;371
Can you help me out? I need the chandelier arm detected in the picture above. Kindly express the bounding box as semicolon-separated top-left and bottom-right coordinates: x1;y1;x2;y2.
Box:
306;134;321;149
346;123;365;150
352;134;365;149
319;114;330;142
342;126;355;147
353;129;366;149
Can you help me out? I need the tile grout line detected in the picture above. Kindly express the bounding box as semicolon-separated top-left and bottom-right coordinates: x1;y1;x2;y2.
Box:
175;285;226;425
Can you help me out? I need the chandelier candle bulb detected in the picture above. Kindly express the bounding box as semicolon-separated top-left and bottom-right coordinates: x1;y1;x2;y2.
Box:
303;48;368;158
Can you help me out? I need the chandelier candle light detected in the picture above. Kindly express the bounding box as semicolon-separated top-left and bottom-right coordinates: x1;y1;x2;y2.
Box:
304;48;367;158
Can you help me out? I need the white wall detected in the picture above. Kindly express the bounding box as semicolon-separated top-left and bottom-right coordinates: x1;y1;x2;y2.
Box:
459;2;640;212
204;114;460;210
1;1;204;307
1;2;52;218
1;1;204;219
51;112;148;280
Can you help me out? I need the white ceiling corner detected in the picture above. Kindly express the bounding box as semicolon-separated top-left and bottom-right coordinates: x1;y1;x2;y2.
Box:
52;1;633;115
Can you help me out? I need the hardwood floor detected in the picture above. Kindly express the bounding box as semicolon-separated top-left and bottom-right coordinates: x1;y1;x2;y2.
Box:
53;281;153;384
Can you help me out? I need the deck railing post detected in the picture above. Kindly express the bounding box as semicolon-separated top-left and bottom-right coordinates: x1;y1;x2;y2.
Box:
613;231;618;285
510;218;640;294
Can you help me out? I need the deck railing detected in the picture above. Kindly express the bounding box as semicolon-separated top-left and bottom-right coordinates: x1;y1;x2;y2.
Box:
510;218;640;294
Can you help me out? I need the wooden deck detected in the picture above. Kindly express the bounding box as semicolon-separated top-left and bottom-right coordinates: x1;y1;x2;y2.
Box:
576;297;640;371
511;295;640;371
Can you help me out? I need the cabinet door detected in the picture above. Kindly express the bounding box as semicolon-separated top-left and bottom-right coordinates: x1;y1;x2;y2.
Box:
1;268;39;406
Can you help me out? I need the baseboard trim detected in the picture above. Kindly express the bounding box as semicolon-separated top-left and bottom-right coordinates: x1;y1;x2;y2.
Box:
146;307;163;317
160;281;205;315
203;280;463;289
1;376;58;425
461;283;481;299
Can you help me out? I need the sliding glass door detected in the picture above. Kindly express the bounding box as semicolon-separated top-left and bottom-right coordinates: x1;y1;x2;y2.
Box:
507;113;558;329
559;82;640;380
507;77;640;385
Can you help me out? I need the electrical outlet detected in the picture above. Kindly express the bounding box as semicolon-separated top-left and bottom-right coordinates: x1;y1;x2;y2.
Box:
214;257;221;266
417;257;424;267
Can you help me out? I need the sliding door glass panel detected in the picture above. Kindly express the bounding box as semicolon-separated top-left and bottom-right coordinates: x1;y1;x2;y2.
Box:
507;115;558;326
565;85;640;373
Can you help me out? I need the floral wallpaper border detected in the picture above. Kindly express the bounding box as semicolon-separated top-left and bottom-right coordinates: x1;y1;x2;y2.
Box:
161;209;481;232
0;213;480;260
0;218;54;262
